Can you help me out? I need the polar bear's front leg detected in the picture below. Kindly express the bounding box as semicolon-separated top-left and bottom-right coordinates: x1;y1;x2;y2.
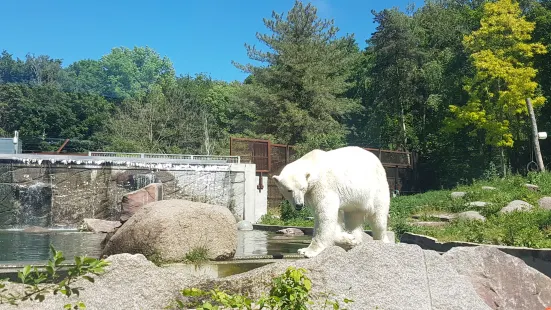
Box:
298;195;341;258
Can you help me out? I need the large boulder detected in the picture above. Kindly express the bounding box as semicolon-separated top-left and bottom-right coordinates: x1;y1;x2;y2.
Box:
443;246;551;310
0;253;202;310
538;196;551;210
102;199;238;262
120;182;163;222
80;218;121;233
457;211;486;222
186;242;491;310
500;200;533;214
451;191;467;199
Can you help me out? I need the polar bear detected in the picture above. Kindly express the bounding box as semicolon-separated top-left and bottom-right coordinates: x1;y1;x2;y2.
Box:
272;146;391;258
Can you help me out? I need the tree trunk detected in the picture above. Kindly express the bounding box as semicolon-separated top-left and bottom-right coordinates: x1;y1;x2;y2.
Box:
526;98;545;172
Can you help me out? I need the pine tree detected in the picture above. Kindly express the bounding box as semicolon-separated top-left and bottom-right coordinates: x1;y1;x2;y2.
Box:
233;1;360;153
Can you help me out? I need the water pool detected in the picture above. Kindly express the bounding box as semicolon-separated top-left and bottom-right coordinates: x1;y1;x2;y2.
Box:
0;229;311;266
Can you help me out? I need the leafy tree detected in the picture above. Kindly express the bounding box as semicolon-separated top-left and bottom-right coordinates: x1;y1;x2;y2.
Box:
359;7;425;153
233;1;361;153
0;84;113;149
446;0;547;149
0;51;64;86
103;74;232;154
63;59;107;96
63;46;176;100
100;46;176;99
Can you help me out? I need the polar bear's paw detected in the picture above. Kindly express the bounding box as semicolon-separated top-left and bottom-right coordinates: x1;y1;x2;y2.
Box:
335;232;361;248
298;247;322;258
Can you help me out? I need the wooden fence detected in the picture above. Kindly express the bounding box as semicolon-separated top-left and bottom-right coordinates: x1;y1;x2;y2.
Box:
229;137;418;209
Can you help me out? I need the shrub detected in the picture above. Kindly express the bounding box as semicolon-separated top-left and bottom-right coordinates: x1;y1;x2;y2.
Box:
0;245;109;309
170;266;353;310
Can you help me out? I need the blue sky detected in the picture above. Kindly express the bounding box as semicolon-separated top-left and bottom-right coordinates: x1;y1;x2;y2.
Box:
2;0;422;82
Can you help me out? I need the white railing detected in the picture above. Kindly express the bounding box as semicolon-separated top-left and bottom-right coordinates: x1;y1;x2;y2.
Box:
87;152;240;163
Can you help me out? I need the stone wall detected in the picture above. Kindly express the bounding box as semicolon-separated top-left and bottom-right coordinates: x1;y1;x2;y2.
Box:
0;162;257;228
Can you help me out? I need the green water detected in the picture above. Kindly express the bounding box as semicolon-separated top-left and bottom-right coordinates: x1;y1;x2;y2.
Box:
0;229;311;266
0;230;106;265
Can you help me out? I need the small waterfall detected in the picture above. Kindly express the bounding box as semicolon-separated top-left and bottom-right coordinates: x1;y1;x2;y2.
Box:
16;182;52;228
131;174;158;190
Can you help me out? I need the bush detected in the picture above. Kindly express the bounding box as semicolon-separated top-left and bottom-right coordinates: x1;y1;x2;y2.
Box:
0;245;109;309
170;266;353;310
280;200;313;222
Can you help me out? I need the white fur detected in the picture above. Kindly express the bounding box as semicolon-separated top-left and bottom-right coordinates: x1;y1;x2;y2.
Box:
273;146;391;258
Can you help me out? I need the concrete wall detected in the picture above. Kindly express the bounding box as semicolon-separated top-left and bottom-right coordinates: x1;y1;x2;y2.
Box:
0;159;268;228
400;232;551;278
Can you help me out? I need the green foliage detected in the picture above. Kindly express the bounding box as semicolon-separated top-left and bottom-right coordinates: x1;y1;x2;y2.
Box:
1;0;551;189
260;200;315;227
411;209;551;248
184;247;210;265
392;171;551;248
280;201;313;223
447;0;547;148
0;245;109;309
170;266;353;310
233;0;361;152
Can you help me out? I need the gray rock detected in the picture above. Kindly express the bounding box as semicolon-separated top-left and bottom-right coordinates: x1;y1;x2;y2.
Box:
411;213;457;222
102;199;238;262
443;246;551;310
0;253;202;310
237;220;253;231
468;201;490;208
457;211;486;221
538;196;551;210
22;226;49;233
451;191;467;199
524;183;539;191
409;221;448;227
188;242;490;310
81;218;121;233
481;186;496;190
500;200;534;214
276;228;304;236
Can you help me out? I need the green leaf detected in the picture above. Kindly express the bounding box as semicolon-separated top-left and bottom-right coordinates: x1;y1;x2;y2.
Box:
82;276;94;283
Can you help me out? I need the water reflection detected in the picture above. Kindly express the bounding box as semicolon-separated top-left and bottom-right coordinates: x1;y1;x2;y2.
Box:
0;229;311;266
0;230;105;265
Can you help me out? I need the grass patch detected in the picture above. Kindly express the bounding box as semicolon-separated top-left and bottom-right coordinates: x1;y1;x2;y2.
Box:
184;246;210;264
260;172;551;249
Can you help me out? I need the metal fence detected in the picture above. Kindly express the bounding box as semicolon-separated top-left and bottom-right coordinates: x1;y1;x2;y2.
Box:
88;152;240;163
230;137;417;209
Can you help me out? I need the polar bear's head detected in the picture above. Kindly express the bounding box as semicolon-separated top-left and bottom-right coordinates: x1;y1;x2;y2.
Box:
272;164;313;211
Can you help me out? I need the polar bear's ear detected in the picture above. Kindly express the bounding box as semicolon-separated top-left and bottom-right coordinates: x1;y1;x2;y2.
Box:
272;175;280;182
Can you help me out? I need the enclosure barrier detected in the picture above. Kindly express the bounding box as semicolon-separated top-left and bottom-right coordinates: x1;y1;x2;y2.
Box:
88;151;240;163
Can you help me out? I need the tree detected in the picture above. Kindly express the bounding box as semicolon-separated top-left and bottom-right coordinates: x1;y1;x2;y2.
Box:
360;8;425;153
446;0;547;149
103;74;231;154
63;46;176;99
233;1;361;153
63;59;107;96
0;84;112;147
0;51;64;86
